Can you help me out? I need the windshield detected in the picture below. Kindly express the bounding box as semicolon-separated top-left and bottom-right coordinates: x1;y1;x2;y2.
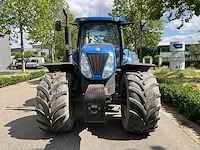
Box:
80;22;120;48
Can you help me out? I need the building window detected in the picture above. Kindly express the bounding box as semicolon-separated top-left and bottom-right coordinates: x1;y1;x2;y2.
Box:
160;47;170;52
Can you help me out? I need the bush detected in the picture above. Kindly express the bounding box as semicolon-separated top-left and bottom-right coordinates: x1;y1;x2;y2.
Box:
12;51;37;59
161;60;200;68
160;83;200;122
0;70;46;88
155;67;200;79
185;60;200;69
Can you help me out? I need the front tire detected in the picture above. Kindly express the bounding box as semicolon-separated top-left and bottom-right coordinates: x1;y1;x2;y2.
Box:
121;71;161;133
36;72;75;132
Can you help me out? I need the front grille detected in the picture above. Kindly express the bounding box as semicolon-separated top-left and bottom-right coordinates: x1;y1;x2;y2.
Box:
87;53;109;75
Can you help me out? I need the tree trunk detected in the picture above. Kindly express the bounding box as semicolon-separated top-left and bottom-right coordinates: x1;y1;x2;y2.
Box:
20;23;25;72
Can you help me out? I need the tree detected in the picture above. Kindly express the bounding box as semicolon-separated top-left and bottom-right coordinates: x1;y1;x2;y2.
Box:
111;0;163;59
146;0;200;27
12;51;37;59
29;1;76;62
54;13;77;61
0;0;49;72
188;42;200;61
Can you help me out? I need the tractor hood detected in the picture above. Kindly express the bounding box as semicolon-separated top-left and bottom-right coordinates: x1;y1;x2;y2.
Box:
81;43;115;54
80;43;117;80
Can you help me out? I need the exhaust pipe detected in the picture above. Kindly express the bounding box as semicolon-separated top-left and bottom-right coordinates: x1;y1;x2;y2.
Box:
63;9;72;63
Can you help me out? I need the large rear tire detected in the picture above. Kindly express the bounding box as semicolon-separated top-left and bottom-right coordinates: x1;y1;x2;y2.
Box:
121;71;161;133
36;72;75;132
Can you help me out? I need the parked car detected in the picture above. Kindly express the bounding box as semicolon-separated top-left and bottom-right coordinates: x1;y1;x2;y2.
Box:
26;57;45;69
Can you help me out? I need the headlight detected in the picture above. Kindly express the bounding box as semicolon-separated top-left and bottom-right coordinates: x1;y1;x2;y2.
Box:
81;53;92;78
102;53;114;79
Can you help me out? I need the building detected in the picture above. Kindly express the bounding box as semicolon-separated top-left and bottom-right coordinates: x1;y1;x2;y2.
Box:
159;43;199;61
32;44;50;56
0;35;11;70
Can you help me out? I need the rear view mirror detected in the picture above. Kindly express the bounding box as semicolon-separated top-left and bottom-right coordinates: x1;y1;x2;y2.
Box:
55;21;62;31
141;20;147;31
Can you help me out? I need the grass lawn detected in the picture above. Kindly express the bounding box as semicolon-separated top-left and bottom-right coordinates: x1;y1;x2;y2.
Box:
154;67;200;88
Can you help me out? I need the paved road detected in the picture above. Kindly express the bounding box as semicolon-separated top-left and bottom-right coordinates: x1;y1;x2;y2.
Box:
0;80;200;150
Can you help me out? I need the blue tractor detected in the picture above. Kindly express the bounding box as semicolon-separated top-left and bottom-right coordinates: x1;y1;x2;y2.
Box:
35;11;161;133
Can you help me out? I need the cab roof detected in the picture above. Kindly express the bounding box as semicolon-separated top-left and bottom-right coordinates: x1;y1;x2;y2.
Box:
74;16;126;24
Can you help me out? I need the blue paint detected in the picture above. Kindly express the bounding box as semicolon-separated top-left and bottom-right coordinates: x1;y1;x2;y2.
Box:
75;16;126;23
80;43;117;80
72;51;77;64
122;49;134;64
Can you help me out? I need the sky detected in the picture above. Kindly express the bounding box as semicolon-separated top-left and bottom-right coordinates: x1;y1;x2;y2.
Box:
10;0;200;48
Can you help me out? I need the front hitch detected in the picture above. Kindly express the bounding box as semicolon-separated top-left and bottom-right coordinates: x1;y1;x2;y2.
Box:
84;84;106;123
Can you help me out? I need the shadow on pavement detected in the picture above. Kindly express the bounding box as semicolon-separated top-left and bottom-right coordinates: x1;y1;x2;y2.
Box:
150;146;167;150
44;117;147;150
5;115;53;140
5;103;148;150
23;98;37;107
44;105;148;150
27;79;40;85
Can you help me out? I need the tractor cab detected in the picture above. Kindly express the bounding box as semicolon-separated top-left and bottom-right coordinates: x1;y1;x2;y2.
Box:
72;17;134;80
75;16;125;49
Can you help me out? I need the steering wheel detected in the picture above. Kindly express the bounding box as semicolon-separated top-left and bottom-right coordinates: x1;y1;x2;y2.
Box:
94;35;105;42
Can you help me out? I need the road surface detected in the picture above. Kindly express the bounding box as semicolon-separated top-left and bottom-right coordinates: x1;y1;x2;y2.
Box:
0;79;199;150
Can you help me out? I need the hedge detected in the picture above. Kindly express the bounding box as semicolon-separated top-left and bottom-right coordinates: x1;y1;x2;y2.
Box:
0;70;46;88
160;60;200;69
157;77;200;122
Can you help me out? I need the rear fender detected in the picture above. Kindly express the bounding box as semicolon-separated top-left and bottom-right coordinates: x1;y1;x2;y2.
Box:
117;63;156;95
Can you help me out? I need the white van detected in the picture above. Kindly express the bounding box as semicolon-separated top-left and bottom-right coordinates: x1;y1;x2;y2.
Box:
26;57;45;69
16;58;29;69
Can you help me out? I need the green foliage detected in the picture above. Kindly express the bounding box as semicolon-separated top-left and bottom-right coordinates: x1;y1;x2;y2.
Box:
160;60;200;69
188;42;200;61
28;1;77;62
143;55;152;59
154;67;200;121
0;70;46;88
147;0;200;23
155;67;200;122
155;67;200;79
12;51;37;59
0;0;50;72
24;51;37;58
154;55;164;59
111;0;163;57
160;83;200;122
11;52;22;59
44;55;59;63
